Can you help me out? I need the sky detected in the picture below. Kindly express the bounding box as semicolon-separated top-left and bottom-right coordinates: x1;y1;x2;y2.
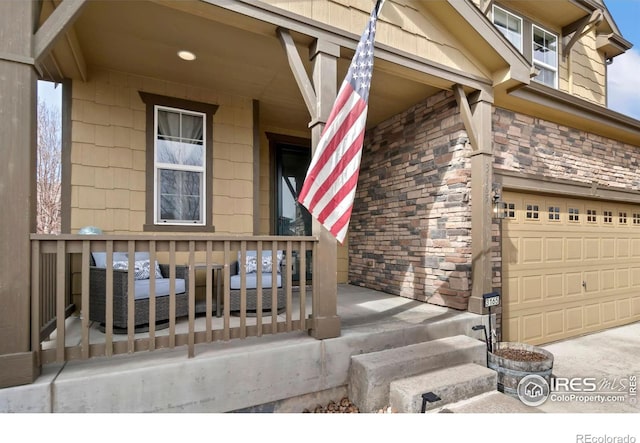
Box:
605;0;640;119
37;1;640;120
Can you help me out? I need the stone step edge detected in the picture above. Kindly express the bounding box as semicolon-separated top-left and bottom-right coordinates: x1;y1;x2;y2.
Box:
348;335;487;413
389;362;497;413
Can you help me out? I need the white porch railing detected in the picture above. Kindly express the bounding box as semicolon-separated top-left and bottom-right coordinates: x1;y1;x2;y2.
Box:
30;235;318;365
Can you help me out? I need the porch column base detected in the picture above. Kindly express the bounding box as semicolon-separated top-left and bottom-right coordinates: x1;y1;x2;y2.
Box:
307;315;341;340
0;352;40;389
467;295;487;315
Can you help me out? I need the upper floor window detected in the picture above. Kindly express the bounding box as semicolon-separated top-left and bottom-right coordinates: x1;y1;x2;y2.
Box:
491;4;559;89
493;6;523;51
532;25;558;88
139;92;218;232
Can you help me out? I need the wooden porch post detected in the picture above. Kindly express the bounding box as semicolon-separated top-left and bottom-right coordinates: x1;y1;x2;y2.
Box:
308;39;341;339
466;90;496;315
0;0;40;388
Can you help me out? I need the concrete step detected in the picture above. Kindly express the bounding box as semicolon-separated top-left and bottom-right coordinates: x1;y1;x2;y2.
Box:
348;334;486;413
389;362;497;413
431;390;543;413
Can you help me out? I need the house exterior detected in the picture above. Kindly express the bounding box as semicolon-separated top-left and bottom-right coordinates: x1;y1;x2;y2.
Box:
1;0;639;390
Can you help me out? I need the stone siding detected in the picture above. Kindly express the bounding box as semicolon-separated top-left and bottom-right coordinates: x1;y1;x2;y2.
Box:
493;108;640;191
349;91;473;310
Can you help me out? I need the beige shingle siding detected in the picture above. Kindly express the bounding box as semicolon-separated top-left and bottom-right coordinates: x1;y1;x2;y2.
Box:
263;0;487;78
70;67;254;235
566;29;607;105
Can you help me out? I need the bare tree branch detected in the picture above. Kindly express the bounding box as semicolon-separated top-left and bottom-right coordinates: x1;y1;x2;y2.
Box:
37;96;61;234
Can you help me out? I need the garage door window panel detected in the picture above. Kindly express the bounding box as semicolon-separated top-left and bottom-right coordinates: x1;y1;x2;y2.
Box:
568;208;580;222
525;204;540;220
619;212;627;225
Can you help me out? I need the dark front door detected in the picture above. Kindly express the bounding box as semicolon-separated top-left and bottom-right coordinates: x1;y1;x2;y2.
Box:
275;144;312;282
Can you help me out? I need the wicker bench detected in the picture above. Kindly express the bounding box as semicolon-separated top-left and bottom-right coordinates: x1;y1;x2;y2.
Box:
229;251;287;315
89;253;189;332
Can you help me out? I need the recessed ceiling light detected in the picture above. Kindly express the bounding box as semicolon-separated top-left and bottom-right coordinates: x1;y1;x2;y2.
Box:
177;50;196;61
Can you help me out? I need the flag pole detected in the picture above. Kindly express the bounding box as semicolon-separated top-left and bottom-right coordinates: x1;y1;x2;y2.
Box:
375;0;386;15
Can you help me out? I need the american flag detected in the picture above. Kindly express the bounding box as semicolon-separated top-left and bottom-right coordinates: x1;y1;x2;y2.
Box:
298;0;384;244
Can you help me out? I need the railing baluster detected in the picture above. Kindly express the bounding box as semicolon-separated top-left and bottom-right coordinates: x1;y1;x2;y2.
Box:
81;241;90;360
127;240;136;352
188;240;196;358
56;240;66;363
169;240;176;348
148;241;157;350
105;240;114;357
31;241;41;362
239;240;247;339
223;240;231;340
205;240;213;342
286;241;292;332
299;241;306;331
256;240;263;336
271;242;278;330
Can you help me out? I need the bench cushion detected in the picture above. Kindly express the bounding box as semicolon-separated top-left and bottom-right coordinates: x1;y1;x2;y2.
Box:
230;272;281;290
133;278;186;300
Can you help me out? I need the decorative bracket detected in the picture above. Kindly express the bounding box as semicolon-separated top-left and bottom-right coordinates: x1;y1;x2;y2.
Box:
453;84;479;152
562;9;603;59
276;27;318;122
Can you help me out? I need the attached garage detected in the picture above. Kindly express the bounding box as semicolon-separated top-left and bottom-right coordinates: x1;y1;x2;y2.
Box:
502;190;640;345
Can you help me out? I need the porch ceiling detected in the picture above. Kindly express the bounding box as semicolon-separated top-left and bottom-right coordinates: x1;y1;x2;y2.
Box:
40;0;440;132
499;0;590;29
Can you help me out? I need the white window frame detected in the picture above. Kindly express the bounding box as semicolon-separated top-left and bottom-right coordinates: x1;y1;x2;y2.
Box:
153;105;207;226
532;24;558;89
492;5;523;52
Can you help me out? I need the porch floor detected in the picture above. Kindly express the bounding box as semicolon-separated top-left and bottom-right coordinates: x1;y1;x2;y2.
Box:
4;284;486;413
43;283;469;348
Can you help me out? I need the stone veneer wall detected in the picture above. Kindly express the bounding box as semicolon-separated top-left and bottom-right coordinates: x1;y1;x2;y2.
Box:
493;108;640;191
349;91;473;311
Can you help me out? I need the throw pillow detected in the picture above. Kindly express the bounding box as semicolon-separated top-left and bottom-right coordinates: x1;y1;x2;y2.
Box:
243;255;258;274
112;260;163;280
261;251;284;273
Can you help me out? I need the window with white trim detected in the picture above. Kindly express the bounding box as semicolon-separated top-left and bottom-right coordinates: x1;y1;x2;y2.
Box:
491;4;559;89
139;92;218;232
492;5;523;51
154;106;206;225
532;25;558;88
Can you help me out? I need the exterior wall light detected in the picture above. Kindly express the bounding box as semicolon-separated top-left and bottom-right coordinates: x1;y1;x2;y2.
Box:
492;193;505;219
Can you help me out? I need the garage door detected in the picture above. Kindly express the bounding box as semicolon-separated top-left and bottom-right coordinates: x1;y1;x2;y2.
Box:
502;191;640;345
